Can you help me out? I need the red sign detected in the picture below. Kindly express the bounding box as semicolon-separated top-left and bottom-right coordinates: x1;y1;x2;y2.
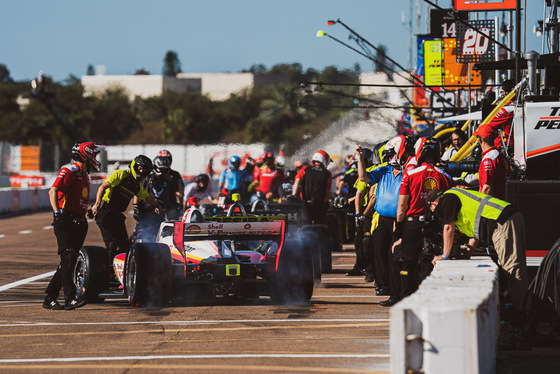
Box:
453;0;516;11
9;175;45;188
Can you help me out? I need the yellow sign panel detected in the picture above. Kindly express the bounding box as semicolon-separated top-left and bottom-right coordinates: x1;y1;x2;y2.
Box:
424;40;443;86
443;38;481;87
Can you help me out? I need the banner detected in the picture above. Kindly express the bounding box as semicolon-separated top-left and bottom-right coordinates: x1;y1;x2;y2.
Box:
456;19;495;63
443;38;482;87
453;0;516;11
424;40;444;86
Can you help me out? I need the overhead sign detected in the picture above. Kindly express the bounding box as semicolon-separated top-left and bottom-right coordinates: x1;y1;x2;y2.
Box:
443;38;482;87
453;0;516;11
424;40;444;86
456;19;495;63
430;9;468;38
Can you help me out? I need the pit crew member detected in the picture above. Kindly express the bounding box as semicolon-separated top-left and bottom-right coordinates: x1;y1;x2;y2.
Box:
386;137;453;307
92;155;159;262
44;142;105;310
428;188;528;313
292;150;332;225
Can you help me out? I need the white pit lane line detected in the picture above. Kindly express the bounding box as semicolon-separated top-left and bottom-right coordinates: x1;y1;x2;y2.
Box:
0;271;55;292
0;353;390;364
0;318;389;327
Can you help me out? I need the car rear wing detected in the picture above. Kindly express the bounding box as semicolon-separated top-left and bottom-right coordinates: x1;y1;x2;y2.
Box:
181;220;285;242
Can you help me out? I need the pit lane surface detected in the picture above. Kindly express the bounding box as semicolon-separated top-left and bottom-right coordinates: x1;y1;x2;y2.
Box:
0;210;390;373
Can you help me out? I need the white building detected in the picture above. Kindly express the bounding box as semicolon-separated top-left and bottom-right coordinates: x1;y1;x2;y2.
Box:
177;72;254;100
81;75;201;100
359;72;412;105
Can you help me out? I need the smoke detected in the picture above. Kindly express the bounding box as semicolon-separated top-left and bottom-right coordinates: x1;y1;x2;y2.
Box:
287;108;398;168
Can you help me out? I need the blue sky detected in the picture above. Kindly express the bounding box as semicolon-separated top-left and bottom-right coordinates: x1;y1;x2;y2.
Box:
0;0;544;82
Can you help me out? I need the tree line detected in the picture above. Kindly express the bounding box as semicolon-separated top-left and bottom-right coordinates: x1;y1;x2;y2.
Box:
0;61;361;157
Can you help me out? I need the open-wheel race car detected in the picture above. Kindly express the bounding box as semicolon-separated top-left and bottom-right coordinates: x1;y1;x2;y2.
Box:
73;202;316;308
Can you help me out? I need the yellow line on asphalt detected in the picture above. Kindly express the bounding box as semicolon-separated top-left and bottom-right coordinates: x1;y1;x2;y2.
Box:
0;322;389;338
0;364;389;373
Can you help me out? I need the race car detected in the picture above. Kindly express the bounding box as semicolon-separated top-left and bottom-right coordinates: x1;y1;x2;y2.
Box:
198;197;334;274
73;202;315;308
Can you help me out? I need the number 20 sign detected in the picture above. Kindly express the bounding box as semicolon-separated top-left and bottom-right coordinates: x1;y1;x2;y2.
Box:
456;19;495;63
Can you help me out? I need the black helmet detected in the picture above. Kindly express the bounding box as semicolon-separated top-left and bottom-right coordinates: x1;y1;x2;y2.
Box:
158;149;172;165
355;148;374;169
195;173;210;185
414;137;441;165
471;145;483;161
285;169;297;183
130;155;152;180
153;156;170;176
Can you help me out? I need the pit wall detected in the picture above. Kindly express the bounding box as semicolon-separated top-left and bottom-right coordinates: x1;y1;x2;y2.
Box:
391;257;499;374
0;181;102;215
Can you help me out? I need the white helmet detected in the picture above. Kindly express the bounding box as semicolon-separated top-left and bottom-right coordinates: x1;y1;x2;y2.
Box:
312;150;330;167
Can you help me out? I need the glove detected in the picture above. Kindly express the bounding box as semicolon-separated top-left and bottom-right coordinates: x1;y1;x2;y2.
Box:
133;204;139;220
53;211;64;232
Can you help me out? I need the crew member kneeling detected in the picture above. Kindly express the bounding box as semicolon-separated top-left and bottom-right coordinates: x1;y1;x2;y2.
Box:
428;188;528;313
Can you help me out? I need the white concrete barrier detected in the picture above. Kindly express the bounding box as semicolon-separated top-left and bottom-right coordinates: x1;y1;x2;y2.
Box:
0;181;102;215
391;257;499;374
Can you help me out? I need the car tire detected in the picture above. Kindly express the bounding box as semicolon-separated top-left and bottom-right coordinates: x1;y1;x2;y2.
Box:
74;246;109;303
272;238;314;305
125;243;172;308
303;225;332;274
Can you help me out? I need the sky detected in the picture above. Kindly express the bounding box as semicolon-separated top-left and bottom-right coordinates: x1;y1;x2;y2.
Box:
0;0;545;82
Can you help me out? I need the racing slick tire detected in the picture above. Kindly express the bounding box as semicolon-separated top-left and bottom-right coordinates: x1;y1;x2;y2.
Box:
301;225;332;274
272;238;314;305
326;210;342;252
74;246;109;303
125;243;172;308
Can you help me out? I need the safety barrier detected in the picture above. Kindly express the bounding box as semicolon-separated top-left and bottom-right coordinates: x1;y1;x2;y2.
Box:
391;257;499;374
0;181;102;216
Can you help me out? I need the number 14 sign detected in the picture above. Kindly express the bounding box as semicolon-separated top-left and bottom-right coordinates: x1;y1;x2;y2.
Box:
456;19;495;63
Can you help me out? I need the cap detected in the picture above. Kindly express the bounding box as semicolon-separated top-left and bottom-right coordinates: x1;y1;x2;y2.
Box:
426;189;444;205
473;124;495;139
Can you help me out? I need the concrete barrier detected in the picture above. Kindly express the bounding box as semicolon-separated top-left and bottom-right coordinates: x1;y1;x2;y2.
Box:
391;257;499;374
0;181;102;216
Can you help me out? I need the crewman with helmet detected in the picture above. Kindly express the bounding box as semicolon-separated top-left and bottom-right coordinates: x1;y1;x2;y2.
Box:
133;156;174;241
92;155;159;263
385;137;453;307
219;155;244;196
184;173;217;208
355;136;412;296
44;142;105;310
157;150;184;220
349;147;376;280
292;150;332;225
